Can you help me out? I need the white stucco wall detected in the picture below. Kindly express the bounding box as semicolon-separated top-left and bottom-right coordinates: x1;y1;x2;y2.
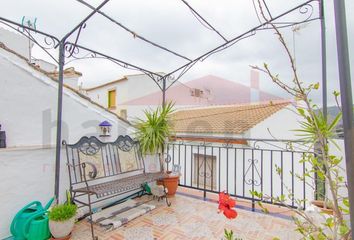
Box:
85;74;210;122
63;76;80;91
248;104;315;201
85;74;162;120
86;84;111;110
0;47;133;239
249;104;302;140
0;28;32;60
0;47;132;147
0;147;68;239
32;59;57;72
116;74;161;105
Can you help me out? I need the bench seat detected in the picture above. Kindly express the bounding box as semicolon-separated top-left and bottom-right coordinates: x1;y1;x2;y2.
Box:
74;172;164;198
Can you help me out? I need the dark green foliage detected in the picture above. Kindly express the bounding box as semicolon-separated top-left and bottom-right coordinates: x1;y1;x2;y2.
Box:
134;102;175;155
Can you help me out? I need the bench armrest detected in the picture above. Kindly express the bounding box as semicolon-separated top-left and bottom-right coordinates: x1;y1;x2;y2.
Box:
67;162;98;180
82;162;98;180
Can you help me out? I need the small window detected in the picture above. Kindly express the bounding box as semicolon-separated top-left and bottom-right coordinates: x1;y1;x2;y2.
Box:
120;109;127;120
191;88;203;97
193;154;216;190
108;89;116;109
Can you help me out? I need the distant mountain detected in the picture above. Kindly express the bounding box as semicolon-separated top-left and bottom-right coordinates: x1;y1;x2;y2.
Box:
323;105;354;121
320;105;354;139
326;106;342;124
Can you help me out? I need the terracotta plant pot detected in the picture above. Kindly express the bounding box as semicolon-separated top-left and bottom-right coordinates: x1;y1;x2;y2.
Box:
311;200;334;215
49;216;75;239
50;233;71;240
158;176;179;196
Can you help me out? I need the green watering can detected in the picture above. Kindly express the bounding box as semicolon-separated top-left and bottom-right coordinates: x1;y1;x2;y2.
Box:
10;198;54;240
22;211;51;240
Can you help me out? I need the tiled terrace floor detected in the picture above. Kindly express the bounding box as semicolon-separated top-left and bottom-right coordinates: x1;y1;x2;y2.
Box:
72;190;299;240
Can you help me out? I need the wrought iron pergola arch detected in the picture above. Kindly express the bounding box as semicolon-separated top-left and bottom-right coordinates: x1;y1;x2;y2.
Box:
0;0;321;198
0;0;320;91
0;0;353;231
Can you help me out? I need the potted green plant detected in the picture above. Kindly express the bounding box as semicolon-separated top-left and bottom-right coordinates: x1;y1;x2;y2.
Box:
134;102;178;195
48;199;77;240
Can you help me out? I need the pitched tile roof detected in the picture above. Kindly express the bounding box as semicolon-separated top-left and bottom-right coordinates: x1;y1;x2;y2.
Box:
171;101;291;134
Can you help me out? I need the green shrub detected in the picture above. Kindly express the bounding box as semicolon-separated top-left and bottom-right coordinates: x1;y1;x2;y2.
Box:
134;101;174;155
48;204;77;222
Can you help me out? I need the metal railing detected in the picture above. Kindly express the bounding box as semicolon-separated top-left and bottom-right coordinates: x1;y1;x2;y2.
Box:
165;137;313;211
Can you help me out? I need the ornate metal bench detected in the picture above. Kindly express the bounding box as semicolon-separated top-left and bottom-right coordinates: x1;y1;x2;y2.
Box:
63;135;169;240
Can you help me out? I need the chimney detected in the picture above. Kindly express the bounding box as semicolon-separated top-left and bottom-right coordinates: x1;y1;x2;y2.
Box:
250;70;260;103
0;28;33;59
63;67;83;90
47;67;83;90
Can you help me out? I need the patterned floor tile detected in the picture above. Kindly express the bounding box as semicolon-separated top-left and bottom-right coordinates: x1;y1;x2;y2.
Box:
71;193;299;240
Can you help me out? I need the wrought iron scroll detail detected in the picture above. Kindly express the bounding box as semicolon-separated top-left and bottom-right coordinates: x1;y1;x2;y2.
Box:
115;135;135;152
262;2;316;29
244;158;262;186
198;161;212;179
64;42;97;61
82;162;98;179
76;136;103;155
66;22;87;58
164;154;171;163
199;171;211;178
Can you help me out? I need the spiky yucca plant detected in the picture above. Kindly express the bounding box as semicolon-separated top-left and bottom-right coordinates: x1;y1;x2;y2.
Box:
134;102;174;156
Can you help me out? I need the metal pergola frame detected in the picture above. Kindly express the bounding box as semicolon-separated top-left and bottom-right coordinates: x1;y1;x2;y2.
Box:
0;0;352;231
333;0;354;233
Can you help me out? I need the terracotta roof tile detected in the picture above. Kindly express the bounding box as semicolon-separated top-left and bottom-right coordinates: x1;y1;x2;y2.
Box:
47;67;83;78
171;101;291;134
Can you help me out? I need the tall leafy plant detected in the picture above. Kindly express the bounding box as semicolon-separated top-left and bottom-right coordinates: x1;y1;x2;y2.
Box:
250;1;350;239
134;102;175;156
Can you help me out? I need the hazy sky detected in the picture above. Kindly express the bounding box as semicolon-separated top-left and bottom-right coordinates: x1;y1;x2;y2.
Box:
1;0;353;106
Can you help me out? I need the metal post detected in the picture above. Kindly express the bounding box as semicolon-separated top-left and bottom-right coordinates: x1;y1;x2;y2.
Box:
333;0;354;231
203;146;207;200
251;150;255;211
162;77;166;107
54;41;65;202
320;0;327;119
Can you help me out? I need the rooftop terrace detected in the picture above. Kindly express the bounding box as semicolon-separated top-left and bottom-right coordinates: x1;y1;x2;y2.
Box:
72;189;299;240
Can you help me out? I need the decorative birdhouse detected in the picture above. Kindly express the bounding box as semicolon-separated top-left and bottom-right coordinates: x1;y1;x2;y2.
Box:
99;121;112;137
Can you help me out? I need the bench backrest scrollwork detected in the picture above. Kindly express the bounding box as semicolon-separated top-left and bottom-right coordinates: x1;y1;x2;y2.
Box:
63;135;145;187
